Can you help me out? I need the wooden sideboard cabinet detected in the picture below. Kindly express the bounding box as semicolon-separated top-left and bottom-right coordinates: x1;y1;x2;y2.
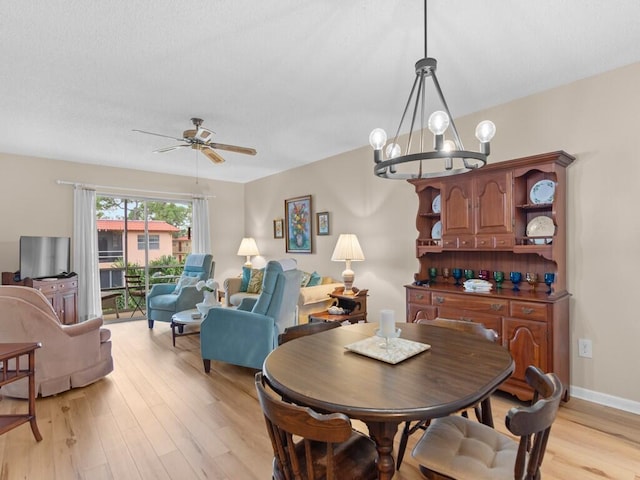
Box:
406;151;574;401
1;273;78;325
406;284;570;401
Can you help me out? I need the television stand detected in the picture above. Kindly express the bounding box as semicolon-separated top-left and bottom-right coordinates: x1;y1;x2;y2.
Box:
1;272;78;324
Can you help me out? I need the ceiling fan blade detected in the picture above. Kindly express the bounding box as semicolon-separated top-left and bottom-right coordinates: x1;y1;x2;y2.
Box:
153;144;189;153
201;146;226;164
210;142;257;156
133;129;184;142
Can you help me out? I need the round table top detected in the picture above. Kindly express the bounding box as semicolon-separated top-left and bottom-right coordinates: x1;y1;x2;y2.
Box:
171;309;203;325
263;322;514;423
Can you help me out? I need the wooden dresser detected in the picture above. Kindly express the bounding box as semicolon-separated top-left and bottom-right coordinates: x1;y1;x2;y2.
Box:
405;151;574;401
1;273;78;325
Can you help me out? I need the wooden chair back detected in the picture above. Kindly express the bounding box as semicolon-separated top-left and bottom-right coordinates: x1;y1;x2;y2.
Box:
397;316;499;471
255;372;377;480
278;320;341;345
506;365;563;480
416;316;498;342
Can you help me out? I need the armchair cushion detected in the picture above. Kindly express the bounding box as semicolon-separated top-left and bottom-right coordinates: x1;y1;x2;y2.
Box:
172;275;198;294
246;268;264;293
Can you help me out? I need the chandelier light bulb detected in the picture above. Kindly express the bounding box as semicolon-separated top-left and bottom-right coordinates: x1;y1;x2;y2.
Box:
385;143;401;159
443;140;456;152
475;120;496;143
428;111;450;135
369;128;387;150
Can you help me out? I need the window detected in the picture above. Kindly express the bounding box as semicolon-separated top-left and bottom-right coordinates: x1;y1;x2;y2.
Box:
138;234;160;250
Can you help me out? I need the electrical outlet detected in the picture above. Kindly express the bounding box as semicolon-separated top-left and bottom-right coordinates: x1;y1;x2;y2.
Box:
578;338;592;358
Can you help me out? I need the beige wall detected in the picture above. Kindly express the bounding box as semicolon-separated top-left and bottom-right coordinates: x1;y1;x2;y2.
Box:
1;61;639;410
244;62;640;409
0;155;246;286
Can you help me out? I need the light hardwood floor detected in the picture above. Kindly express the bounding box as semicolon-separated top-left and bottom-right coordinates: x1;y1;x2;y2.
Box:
0;319;639;479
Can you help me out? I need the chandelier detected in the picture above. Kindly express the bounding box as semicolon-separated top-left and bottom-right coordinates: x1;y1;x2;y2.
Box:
370;0;496;179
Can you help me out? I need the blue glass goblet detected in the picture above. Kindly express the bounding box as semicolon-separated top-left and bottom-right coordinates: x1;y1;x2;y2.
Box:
544;272;555;294
452;268;463;286
429;267;438;284
510;271;522;291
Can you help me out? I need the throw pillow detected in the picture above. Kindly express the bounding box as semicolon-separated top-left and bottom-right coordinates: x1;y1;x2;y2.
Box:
306;271;322;287
240;266;251;292
300;271;312;287
247;268;264;294
173;275;198;295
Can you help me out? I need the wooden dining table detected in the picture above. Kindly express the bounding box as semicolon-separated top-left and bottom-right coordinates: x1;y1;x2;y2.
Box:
263;322;514;480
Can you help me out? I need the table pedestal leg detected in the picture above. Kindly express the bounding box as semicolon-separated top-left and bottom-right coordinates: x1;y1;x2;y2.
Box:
366;421;400;480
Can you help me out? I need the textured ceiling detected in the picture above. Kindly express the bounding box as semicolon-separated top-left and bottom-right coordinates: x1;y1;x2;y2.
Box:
2;1;640;183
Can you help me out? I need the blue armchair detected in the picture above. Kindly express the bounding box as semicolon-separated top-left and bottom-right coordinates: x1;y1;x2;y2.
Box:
146;253;214;328
200;259;301;372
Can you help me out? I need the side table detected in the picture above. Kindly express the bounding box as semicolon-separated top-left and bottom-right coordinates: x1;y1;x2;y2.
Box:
308;288;368;324
171;309;204;347
0;343;42;441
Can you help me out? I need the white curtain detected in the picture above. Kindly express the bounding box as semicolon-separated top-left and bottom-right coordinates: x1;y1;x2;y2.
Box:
192;197;211;254
73;187;101;321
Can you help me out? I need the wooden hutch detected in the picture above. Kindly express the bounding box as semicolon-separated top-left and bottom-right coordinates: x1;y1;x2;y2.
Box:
405;151;574;401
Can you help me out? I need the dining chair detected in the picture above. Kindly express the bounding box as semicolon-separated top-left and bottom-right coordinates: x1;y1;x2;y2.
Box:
411;365;563;480
124;274;146;317
278;320;342;345
255;372;378;480
396;317;499;470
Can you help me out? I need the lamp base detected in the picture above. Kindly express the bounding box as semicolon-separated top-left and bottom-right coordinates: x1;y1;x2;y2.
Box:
342;269;355;295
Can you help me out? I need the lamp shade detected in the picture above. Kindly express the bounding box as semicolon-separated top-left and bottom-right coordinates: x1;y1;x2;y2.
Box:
331;234;365;262
237;237;259;257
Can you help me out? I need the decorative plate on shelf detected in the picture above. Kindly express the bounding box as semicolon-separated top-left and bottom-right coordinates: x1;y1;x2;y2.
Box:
432;194;441;214
526;216;554;244
431;220;442;240
530;179;556;204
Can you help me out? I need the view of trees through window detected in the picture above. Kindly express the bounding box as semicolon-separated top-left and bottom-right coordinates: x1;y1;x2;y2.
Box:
96;196;193;317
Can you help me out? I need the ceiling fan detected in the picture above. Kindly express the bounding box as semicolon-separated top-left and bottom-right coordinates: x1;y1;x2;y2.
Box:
133;117;257;164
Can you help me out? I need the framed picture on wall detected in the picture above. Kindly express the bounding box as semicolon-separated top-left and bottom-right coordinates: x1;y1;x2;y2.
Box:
273;218;284;239
285;195;312;253
316;211;330;235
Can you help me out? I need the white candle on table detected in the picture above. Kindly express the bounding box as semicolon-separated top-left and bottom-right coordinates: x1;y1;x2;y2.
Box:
379;309;395;337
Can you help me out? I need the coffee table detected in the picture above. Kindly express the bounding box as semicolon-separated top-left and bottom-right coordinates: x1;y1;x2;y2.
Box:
170;309;204;347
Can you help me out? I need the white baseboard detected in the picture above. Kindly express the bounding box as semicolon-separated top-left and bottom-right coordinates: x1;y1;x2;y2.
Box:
570;385;640;415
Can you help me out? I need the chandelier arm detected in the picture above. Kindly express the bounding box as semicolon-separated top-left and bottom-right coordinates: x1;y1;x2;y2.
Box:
393;74;421;153
406;74;425;157
430;69;464;150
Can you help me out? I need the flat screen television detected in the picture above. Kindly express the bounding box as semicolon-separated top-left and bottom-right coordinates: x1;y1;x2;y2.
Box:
19;236;71;279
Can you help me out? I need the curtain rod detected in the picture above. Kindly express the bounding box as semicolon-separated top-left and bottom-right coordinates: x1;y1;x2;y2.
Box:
56;180;214;199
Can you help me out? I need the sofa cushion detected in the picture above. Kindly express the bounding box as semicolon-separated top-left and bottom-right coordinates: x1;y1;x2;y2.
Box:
300;271;312;287
247;268;265;293
306;271;322;287
240;266;251;292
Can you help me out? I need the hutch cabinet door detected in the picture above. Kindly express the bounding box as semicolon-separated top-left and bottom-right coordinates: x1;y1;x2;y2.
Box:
442;178;473;236
474;170;513;235
503;317;548;397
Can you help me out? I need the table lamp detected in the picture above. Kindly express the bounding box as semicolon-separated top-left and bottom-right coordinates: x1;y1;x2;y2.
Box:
237;237;259;268
331;234;365;294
